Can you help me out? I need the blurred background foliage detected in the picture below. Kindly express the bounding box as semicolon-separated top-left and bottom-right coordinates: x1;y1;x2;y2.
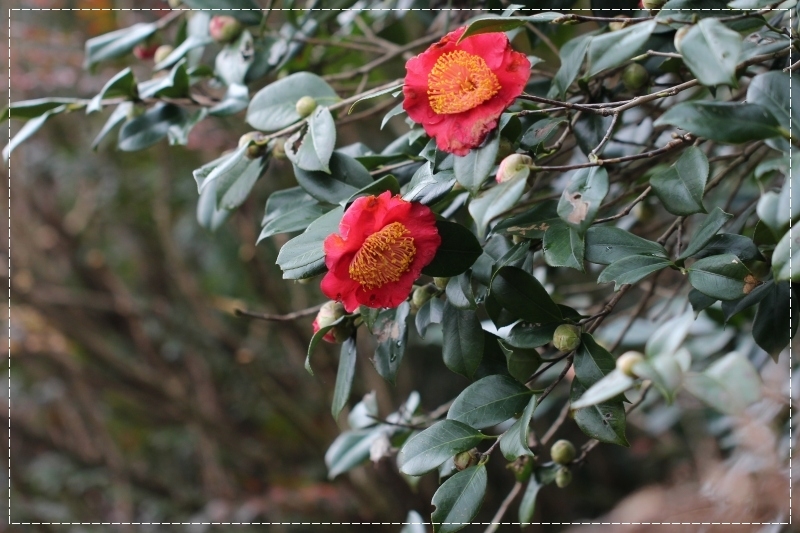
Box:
4;0;795;531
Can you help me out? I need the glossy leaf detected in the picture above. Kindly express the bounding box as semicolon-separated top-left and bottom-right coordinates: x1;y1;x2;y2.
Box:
403;164;456;205
597;255;673;290
445;274;476;311
468;173;527;240
332;338;358;419
3;105;67;161
753;281;797;359
571;369;636;409
258;188;331;242
655;102;783;144
649;146;709;216
453;132;500;194
548;34;591;98
422;221;483;278
87;68;136;113
676;18;742;87
772;222;800;282
459;13;564;41
247;72;339;132
416;297;444;339
585;226;668;265
325;427;383;479
692;233;762;263
543;224;585;271
372;302;410;384
285;106;337;173
747;71;799;140
493;201;560;239
276;206;344;279
441;301;484;379
490;266;563;325
557;167;609;232
91;102;132;150
499;393;538;461
431;465;487;533
117;103;187;152
678;207;733;260
293;152;373;204
448;374;533;429
84;22;157;69
587;20;656;76
519;475;542;525
687;254;751;301
397;419;486;476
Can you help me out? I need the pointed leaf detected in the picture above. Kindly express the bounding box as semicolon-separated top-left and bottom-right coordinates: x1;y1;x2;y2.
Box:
448;374;533;429
431;465;487;533
398;420;486;476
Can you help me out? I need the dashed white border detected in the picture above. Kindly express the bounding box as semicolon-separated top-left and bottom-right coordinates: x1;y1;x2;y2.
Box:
5;5;794;527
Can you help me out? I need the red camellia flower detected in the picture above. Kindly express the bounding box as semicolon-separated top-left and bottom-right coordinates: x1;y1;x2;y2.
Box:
402;27;531;156
321;191;441;313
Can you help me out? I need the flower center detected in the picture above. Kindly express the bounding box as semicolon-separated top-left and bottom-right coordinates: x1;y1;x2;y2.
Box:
427;50;501;115
349;222;416;290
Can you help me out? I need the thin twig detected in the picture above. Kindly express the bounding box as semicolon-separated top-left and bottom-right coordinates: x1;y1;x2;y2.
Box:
234;304;323;322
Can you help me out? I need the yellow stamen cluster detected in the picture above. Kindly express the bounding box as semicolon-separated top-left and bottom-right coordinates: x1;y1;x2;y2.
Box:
349;222;416;289
428;50;501;115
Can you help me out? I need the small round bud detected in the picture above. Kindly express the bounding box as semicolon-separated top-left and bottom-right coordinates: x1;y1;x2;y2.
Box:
496;153;533;183
512;234;526;245
433;277;450;291
238;131;268;159
153;44;174;65
609;15;630;32
674;25;691;50
454;449;480;471
316;301;346;329
209;15;243;43
272;138;287;159
552;324;581;352
411;285;435;310
550;439;576;465
133;42;160;60
313;301;352;344
642;0;667;10
167;0;182;7
295;96;318;118
622;63;649;92
555;466;572;488
616;351;645;377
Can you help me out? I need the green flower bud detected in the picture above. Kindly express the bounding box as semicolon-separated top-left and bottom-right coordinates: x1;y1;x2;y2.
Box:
552;324;581;352
295;96;318;118
411;285;435;310
512;234;526;245
616;351;645;377
642;0;667;10
454;449;480;471
609;15;630;31
555;466;572;488
496;153;533;183
550;439;576;465
272;137;287;160
167;0;182;7
433;277;450;290
622;63;649;92
209;15;243;43
153;44;174;65
238;131;268;159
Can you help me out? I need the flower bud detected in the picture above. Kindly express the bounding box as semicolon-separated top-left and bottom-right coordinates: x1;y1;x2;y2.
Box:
433;277;450;290
674;25;691;50
454;449;480;471
555;466;572;488
496;153;533;183
209;15;243;43
153;44;174;65
609;15;630;31
622;63;649;92
133;41;160;60
642;0;667;10
167;0;182;7
550;439;576;465
411;285;435;310
616;351;645;377
238;131;268;159
312;301;353;343
552;324;581;352
295;96;318;118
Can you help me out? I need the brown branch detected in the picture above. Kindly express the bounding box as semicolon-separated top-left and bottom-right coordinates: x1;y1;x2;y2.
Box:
235;303;324;322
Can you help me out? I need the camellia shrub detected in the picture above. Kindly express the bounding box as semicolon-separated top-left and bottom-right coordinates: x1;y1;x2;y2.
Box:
5;1;797;529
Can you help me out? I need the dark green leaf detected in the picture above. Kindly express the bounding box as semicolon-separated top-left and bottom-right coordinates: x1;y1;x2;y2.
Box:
286;106;337;173
276;206;344;279
442;301;484;379
305;315;347;375
574;113;614;157
753;281;797;359
587;20;656;76
448;374;533;429
398;420;486;476
504;322;558;349
649;146;709;216
332;338;358;419
294;152;373;204
445;274;476;310
453;132;500;194
676;18;742;87
137;60;190;99
490;266;563;324
498;340;542;384
416;297;444;339
345;174;401;207
585;226;668;265
573;333;616;388
747;71;799;140
431;465;487;533
91;102;131;150
772;222;800;282
678;207;733;260
519;476;542;525
688;254;751;301
689;288;717;314
571;369;636;409
500;394;538;461
247;72;339;132
597;255;674;290
721;279;771;322
557;167;609;231
422;221;483;278
520;118;567;153
459;13;563;41
543;224;585;271
2;98;82;122
3;105;67;161
372;302;410;385
570;380;629;446
117;103;187;152
548;34;591;98
693;233;762;263
154;35;213;70
654;102;783;143
87;68;136;113
403;164;456;205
